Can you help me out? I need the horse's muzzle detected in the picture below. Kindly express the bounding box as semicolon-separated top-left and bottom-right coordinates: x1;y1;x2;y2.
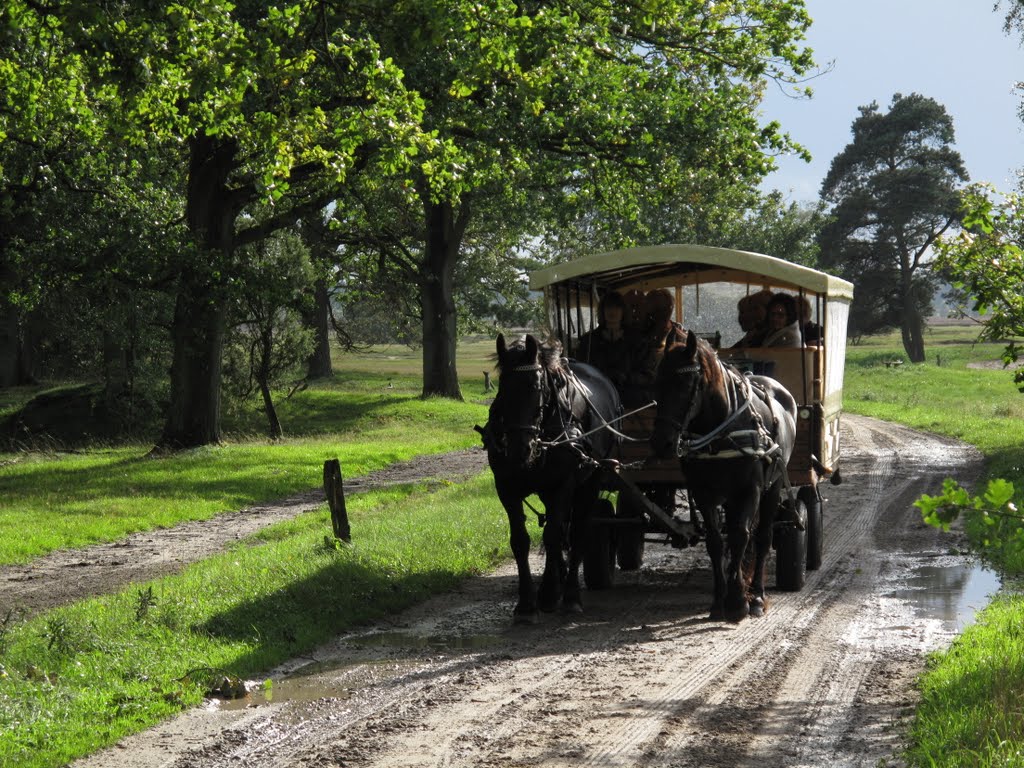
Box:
649;422;677;460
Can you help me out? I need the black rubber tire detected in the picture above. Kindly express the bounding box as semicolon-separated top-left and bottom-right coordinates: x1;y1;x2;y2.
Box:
584;499;616;590
800;486;824;571
775;499;807;592
615;493;646;571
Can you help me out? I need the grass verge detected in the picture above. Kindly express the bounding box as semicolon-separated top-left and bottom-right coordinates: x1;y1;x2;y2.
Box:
844;328;1024;766
904;594;1024;767
0;388;488;566
0;473;521;768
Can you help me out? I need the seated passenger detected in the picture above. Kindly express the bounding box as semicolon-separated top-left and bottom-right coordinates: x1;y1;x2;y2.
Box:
731;289;772;348
577;291;630;389
628;288;686;403
762;293;802;348
799;296;823;345
621;289;646;335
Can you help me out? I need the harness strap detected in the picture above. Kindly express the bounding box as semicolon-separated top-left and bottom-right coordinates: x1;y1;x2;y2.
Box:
677;360;777;459
539;365;641;448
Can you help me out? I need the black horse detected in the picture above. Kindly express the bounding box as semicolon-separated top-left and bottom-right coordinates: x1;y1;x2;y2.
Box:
481;333;621;623
650;330;797;622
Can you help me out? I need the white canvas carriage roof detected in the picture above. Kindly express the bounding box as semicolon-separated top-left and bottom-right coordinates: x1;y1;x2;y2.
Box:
528;244;854;301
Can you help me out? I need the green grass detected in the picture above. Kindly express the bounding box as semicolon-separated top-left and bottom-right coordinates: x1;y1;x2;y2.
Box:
905;594;1024;767
0;387;488;566
0;474;522;768
325;336;499;382
845;330;1024;492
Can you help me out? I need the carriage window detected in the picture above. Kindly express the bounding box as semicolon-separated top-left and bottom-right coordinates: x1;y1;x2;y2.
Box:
680;283;760;348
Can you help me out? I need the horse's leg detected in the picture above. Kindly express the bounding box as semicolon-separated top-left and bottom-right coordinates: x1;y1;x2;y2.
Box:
749;478;783;618
537;488;570;612
497;486;538;623
694;494;726;620
562;480;596;614
724;492;756;623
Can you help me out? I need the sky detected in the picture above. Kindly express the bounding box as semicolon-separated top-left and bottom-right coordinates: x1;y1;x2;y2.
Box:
760;0;1024;202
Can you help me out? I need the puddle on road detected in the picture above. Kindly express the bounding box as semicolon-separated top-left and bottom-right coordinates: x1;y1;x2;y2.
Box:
212;633;499;712
890;560;1001;632
213;674;351;711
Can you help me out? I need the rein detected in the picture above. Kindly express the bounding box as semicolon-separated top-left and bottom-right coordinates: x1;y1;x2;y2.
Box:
540;368;651;448
672;359;778;461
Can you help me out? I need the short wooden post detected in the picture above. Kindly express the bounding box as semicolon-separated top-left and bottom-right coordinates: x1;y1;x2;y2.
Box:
483;370;494;392
323;459;351;541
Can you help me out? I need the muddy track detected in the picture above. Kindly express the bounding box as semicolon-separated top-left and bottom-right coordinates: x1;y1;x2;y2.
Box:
73;414;982;768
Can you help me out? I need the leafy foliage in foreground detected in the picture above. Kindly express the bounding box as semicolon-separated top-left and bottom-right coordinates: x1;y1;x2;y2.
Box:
917;479;1024;569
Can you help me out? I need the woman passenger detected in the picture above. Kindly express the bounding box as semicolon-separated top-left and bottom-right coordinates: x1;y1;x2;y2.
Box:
762;293;802;348
577;291;631;390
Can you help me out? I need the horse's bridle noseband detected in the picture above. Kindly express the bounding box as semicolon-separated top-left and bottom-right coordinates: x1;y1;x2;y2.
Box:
655;362;704;437
495;363;550;461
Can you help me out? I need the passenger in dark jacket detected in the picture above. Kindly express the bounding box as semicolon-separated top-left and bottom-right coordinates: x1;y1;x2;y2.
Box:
628;288;686;404
578;291;631;390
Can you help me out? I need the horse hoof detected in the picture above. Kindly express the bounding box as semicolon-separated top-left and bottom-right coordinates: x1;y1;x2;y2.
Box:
725;607;749;623
562;599;584;614
749;597;766;618
512;610;540;625
709;605;725;621
537;596;558;613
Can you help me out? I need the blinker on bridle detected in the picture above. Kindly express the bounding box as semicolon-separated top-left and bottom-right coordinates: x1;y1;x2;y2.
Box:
656;361;703;436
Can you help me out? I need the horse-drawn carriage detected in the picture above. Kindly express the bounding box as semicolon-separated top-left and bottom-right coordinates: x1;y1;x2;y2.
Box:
482;244;852;623
525;244;854;603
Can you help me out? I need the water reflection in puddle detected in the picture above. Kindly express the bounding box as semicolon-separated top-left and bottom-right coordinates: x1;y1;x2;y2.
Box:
212;633;498;711
891;560;1001;631
214;675;350;711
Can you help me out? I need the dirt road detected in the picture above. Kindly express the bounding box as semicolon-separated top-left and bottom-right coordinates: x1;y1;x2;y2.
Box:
74;414;984;768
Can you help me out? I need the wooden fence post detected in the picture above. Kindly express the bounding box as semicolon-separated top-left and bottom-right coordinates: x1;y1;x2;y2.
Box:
323;458;351;541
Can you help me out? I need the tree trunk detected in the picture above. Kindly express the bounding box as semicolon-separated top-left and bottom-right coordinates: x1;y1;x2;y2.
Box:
257;325;282;439
158;133;239;449
259;378;282;439
0;299;22;388
0;257;33;388
160;290;227;447
102;325;128;403
420;197;469;400
305;277;333;379
898;257;926;363
901;303;926;363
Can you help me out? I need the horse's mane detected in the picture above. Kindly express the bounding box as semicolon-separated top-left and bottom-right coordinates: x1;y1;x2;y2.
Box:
494;335;566;376
666;336;725;394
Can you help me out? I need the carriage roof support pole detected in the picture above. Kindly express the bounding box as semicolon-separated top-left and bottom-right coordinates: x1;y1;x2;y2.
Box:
799;288;809;403
554;285;564;346
575;285;584;359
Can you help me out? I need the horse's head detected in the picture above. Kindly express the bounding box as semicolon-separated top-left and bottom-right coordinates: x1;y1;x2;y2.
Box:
650;330;706;459
492;333;551;468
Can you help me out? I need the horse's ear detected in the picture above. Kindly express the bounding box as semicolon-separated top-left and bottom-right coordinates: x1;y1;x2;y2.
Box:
496;333;507;359
525;334;539;359
685;329;698;358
